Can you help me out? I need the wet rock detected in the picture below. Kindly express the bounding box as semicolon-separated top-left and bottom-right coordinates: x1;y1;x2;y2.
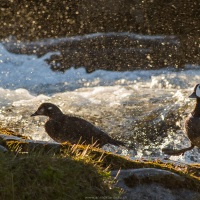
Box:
3;33;180;72
0;133;24;141
0;0;198;38
1;0;199;71
0;145;8;152
0;133;61;153
111;168;200;200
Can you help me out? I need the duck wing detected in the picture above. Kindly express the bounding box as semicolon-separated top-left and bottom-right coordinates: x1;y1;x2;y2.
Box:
62;115;112;146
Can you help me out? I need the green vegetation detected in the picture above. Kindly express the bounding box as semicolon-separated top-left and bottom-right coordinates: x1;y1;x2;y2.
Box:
0;150;119;200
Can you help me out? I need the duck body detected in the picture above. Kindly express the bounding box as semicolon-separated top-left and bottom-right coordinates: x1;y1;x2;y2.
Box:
31;103;125;147
184;98;200;148
162;84;200;155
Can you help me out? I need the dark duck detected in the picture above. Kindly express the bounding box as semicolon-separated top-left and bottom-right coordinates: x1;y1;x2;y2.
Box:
163;84;200;156
31;103;125;147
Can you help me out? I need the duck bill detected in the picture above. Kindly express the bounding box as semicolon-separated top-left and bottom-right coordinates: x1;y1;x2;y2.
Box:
189;91;197;98
31;112;38;117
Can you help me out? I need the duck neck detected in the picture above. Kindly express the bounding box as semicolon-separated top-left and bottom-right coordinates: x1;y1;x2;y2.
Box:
192;98;200;117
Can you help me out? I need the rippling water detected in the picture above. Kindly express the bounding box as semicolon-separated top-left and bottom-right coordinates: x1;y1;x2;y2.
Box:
0;34;200;163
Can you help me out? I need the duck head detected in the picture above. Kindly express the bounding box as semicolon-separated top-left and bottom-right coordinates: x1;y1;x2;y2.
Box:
189;84;200;99
31;103;63;118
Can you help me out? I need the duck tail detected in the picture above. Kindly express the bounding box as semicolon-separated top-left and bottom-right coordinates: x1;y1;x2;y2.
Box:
109;138;126;147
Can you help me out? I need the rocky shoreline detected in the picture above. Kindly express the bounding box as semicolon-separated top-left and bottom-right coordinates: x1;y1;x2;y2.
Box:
0;128;200;199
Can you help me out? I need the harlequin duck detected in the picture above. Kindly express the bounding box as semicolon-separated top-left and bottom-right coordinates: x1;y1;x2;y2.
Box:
31;103;125;147
163;84;200;156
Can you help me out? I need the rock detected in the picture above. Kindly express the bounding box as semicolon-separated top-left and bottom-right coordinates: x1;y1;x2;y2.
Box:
118;183;200;200
0;133;61;153
0;133;24;141
0;145;8;152
111;168;200;200
3;33;180;72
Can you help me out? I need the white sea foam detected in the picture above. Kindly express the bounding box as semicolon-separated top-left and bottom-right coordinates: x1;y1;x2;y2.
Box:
1;42;200;95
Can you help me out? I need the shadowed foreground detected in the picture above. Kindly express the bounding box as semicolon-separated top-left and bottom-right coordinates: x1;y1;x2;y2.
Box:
0;127;200;199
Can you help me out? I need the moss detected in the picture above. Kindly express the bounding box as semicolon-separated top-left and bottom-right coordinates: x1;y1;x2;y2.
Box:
0;129;121;199
0;151;119;200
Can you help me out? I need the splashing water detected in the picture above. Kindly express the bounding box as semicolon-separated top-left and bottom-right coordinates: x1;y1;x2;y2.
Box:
0;37;200;163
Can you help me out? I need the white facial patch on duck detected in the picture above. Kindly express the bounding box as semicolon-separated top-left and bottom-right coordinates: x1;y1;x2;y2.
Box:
48;107;53;110
196;85;200;97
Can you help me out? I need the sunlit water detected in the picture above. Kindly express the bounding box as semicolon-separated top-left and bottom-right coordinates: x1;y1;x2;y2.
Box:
0;35;200;163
